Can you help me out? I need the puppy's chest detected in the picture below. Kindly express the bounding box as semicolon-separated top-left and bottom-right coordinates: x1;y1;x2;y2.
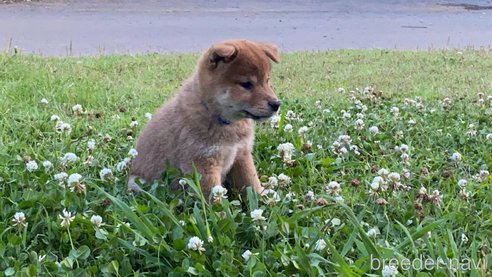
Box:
200;140;249;171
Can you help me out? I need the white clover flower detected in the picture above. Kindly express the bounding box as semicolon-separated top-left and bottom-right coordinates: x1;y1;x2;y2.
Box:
390;106;400;117
337;135;351;144
130;120;138;128
67;173;82;184
242;250;253;262
42;160;53;170
50;114;60;121
60;152;78;166
467;124;477;137
250;209;266;221
459;189;470;200
342;111;351;119
285;110;296;121
395;130;404;139
486;133;492;141
54;172;68;182
83;155;94;167
400;153;410;164
337;87;345;94
26;160;38;172
377;168;389;176
408;119;416;125
461;233;469;244
429;190;442;204
283;123;293;133
102;134;112;142
339;147;348;155
388;172;400;182
418;186;428;196
99;168;113;180
277;143;295;163
55;121;72;134
298;126;309;135
363;86;373;94
325;181;341;196
145;112;153;120
59;209;75;228
285;192;296;201
67;173;85;193
373;176;384;184
277;173;291;186
270;114;280;128
187;236;205;253
451;152;462;161
116;158;131;172
370;182;380;191
399;144;409;153
458;179;467;188
478;170;489;181
356;113;364;119
305;190;315;200
402;168;411;178
367;227;379;238
262;189;281;203
267;176;278;188
12;212;27;229
211;185;228;202
128;148;138;158
354;119;364;130
314;239;327;251
72;104;83;114
368;126;379;134
87;139;96;151
90;215;103;228
382;265;398;277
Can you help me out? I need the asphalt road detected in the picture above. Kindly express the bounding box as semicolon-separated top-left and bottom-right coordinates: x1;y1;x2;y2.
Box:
1;0;491;56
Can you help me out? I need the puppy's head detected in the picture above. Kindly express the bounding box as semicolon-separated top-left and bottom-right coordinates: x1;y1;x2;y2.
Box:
197;39;281;123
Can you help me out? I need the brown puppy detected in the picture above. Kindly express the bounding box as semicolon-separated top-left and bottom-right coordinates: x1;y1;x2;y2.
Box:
128;39;280;199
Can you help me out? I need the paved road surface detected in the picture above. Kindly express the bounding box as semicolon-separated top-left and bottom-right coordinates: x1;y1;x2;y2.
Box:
1;0;491;56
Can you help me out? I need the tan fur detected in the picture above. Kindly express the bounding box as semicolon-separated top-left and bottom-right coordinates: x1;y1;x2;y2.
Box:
129;39;281;199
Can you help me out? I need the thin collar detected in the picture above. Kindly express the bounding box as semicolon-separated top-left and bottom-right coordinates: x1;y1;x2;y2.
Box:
201;101;231;126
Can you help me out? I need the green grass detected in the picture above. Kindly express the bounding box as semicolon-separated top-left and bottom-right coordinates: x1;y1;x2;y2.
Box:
0;49;491;276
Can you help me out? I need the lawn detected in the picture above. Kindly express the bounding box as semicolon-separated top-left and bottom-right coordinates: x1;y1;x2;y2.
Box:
0;49;491;276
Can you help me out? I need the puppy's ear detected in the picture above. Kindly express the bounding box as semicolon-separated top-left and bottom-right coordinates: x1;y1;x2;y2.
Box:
262;43;280;64
209;43;237;69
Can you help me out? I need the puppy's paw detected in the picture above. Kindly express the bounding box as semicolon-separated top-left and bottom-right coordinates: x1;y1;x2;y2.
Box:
127;175;146;194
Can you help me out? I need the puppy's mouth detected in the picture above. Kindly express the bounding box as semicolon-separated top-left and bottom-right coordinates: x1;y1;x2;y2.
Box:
242;110;272;120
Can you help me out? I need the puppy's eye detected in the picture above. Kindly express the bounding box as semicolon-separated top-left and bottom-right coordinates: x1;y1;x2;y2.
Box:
239;81;254;90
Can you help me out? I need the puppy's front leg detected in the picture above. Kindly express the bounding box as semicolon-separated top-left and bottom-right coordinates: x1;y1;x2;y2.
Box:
196;165;223;200
227;149;263;195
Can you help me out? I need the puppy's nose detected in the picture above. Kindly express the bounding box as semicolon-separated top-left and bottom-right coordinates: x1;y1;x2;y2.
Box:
268;100;281;111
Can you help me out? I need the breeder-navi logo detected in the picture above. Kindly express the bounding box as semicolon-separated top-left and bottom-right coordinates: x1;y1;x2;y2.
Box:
370;255;487;272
